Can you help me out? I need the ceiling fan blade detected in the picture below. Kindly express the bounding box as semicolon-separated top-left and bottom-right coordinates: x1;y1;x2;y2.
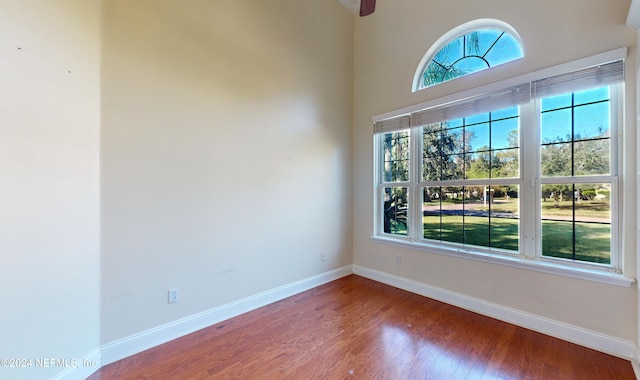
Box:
359;0;376;17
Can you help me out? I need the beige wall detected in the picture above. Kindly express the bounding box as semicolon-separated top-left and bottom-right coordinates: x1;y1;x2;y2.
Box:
353;0;637;340
0;1;101;379
100;0;353;343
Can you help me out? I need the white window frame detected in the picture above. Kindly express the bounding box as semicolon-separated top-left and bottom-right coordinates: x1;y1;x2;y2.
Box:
372;48;634;288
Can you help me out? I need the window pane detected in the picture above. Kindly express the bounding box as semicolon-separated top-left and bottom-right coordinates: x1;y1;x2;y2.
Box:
440;187;464;244
491;106;519;120
422;185;519;253
574;87;609;106
492;148;519;178
434;36;463;64
383;187;408;236
490;185;519;251
491;117;518;150
541;143;571;176
466;123;489;152
575;183;610;223
575;223;610;264
464;190;490;248
541;183;611;264
475;30;503;56
482;33;523;66
383;131;409;182
574;101;610;140
541;93;572;112
453;57;489;73
423;187;441;241
542;220;573;260
541;108;571;143
446;127;465;154
446;118;464;129
574;139;610;175
466;152;490;179
466;113;490;125
423;155;442;181
420;29;523;89
424;130;441;158
442;154;465;180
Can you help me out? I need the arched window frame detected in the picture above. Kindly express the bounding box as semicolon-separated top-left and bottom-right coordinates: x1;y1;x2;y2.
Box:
412;19;525;92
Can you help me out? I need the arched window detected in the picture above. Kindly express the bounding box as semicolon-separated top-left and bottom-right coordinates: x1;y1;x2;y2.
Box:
413;19;524;91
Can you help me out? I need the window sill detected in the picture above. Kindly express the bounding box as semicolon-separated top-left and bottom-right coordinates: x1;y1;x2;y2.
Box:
370;236;635;288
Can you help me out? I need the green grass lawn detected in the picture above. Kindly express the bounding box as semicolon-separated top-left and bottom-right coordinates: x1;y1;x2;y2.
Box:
423;215;611;264
423;215;519;251
541;199;610;220
541;220;610;264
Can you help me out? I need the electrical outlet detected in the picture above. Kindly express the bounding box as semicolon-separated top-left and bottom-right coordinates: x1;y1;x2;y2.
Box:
321;252;326;262
396;256;402;265
168;288;179;304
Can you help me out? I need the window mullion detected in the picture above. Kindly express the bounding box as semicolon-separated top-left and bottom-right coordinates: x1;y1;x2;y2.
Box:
410;126;422;241
520;100;539;259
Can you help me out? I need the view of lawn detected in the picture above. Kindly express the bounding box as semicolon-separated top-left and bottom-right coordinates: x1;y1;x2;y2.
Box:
419;197;611;264
423;215;519;251
541;221;611;264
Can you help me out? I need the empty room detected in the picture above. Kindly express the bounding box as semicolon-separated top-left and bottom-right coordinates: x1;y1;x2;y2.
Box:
1;0;639;379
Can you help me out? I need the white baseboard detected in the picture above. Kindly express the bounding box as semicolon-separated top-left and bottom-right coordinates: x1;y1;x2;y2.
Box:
353;265;637;361
50;348;100;380
100;265;353;366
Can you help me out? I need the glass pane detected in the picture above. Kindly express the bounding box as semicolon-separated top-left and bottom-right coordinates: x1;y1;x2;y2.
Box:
574;183;610;223
491;117;518;150
423;187;441;241
483;33;523;66
421;30;523;89
383;187;409;236
491;106;519;120
423;155;442;181
541;93;571;112
575;222;610;264
464;189;489;248
574;101;610;140
448;127;465;154
441;154;465;180
452;57;489;74
466;123;489;152
423;61;446;87
490;185;519;251
574;139;610;175
423;130;441;158
466;113;490;125
465;152;490;179
434;36;463;65
541;108;571;143
542;220;573;260
445;118;464;129
541;142;571;177
475;30;503;56
540;183;612;264
541;184;573;219
440;187;464;244
382;131;410;182
492;148;519;178
574;87;609;106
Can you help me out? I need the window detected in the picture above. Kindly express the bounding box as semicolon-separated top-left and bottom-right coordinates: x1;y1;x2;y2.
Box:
374;58;624;276
414;20;524;91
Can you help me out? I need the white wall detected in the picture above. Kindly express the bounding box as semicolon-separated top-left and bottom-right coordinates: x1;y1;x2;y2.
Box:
353;0;637;340
0;1;101;379
100;0;353;343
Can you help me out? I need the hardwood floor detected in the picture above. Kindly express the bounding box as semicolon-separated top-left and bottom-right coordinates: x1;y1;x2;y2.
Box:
88;275;635;379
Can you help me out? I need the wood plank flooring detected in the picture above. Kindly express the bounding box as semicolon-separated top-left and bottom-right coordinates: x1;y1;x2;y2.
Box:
88;275;635;379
